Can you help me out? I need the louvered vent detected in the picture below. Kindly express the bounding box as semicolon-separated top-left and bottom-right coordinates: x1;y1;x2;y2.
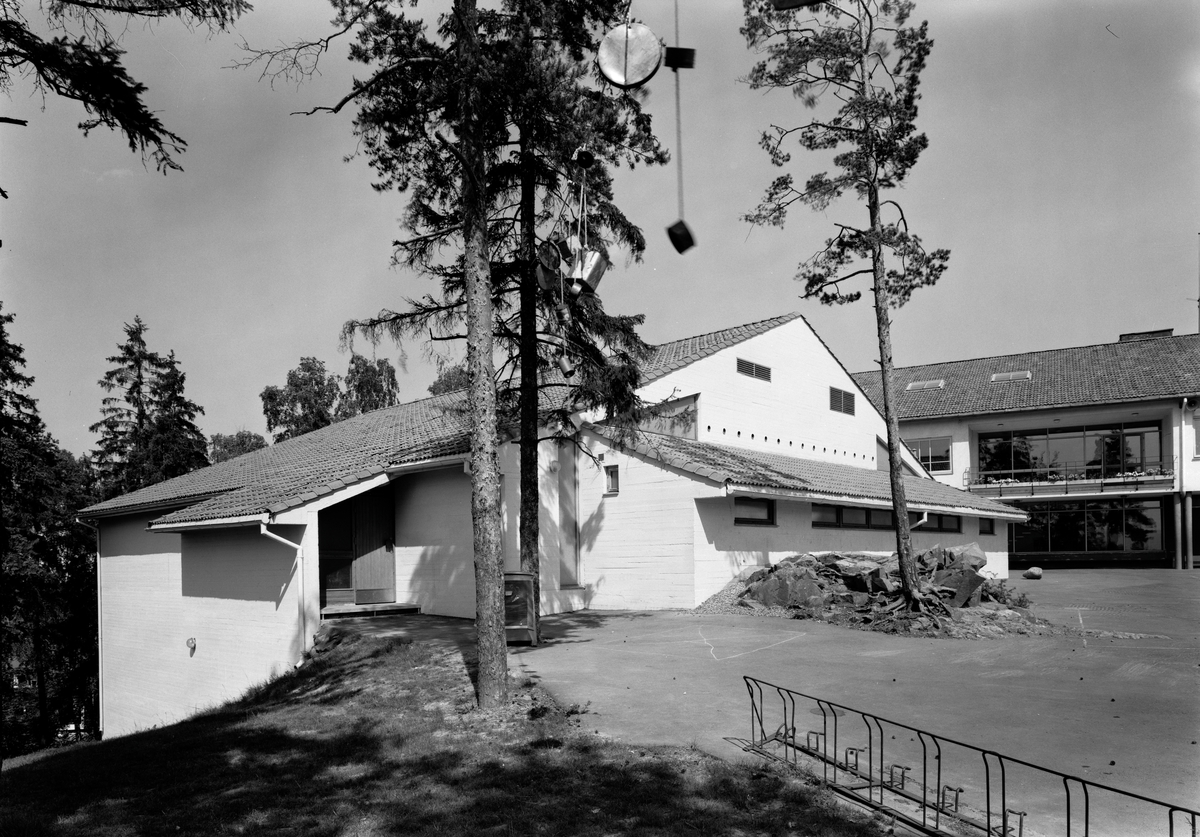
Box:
990;371;1032;383
905;379;945;392
736;358;771;382
830;387;855;415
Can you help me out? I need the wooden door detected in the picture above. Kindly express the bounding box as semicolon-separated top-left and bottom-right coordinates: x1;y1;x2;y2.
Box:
352;484;396;604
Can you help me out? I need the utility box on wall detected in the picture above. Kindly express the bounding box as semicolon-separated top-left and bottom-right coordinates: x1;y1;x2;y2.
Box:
503;571;537;645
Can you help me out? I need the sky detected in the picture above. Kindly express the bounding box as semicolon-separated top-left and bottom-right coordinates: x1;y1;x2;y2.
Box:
3;0;1199;456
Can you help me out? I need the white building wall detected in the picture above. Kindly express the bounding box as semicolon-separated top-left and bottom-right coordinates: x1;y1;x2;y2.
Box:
575;437;700;609
898;417;970;489
691;497;1009;605
99;515;306;738
637;318;926;475
392;466;477;618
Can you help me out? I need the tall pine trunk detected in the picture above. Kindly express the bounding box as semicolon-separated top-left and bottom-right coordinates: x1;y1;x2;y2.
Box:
457;0;508;708
518;126;541;641
860;25;921;608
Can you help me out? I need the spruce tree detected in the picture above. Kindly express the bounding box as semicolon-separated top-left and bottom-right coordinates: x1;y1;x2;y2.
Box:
147;351;209;480
89;316;166;498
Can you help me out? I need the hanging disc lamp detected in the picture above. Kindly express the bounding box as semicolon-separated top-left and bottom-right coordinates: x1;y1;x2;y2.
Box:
597;22;663;90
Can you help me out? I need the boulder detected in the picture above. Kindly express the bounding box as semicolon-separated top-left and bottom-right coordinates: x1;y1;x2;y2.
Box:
786;577;825;608
931;566;987;608
1022;567;1043;580
945;543;989;572
744;568;770;586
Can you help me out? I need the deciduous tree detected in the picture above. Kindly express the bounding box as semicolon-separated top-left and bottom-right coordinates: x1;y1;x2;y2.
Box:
742;0;950;609
209;430;267;463
259;357;341;443
338;354;399;418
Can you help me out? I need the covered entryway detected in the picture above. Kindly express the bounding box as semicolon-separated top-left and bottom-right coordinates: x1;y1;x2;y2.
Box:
319;482;397;611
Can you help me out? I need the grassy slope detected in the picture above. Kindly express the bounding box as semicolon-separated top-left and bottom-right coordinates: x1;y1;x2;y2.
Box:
1;633;885;837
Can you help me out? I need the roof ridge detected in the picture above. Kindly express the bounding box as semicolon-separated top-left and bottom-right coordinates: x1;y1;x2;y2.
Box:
648;311;802;353
855;331;1200;377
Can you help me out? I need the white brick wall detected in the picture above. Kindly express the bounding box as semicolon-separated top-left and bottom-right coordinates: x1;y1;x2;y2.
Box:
100;516;305;738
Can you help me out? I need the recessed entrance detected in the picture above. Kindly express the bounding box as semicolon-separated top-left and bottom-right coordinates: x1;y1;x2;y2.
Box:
319;483;396;608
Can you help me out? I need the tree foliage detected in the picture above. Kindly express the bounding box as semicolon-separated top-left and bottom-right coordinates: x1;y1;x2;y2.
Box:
0;0;251;199
338;354;399;418
427;363;470;396
260;357;341;443
260;354;401;443
743;0;949;609
89;317;208;500
2;304;98;759
209;429;267;464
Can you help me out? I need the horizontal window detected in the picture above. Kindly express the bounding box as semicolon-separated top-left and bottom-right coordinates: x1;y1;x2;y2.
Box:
734;496;775;526
812;503;961;533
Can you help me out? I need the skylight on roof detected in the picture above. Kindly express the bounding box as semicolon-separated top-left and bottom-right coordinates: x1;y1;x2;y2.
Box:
990;370;1032;383
905;379;945;392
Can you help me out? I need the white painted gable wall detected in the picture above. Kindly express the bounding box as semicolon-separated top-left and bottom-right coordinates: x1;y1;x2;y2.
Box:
637;318;926;475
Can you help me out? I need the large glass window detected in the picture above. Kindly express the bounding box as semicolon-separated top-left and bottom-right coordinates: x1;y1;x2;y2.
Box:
1010;498;1164;554
978;422;1166;482
907;437;952;473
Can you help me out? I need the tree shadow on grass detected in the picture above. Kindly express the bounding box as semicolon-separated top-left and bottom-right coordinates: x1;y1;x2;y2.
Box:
1;634;883;837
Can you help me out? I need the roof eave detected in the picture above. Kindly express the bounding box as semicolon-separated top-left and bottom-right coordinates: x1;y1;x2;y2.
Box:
724;482;1025;520
148;513;269;533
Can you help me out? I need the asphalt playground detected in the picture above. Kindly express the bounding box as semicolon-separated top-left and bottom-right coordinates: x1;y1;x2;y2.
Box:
356;569;1200;835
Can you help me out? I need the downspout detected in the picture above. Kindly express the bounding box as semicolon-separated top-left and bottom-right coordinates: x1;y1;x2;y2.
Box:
76;517;102;740
1184;398;1194;570
910;511;929;529
1178;399;1188;570
260;522;308;660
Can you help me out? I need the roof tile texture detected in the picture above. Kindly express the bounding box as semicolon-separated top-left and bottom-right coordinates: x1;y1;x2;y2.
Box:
608;430;1018;516
852;334;1200;420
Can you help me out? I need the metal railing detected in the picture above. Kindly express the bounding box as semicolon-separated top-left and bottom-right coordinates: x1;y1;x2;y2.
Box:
736;676;1198;837
965;457;1177;497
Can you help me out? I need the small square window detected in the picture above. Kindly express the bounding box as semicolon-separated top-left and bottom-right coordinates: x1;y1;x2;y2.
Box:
604;465;619;494
979;518;995;536
734;496;776;526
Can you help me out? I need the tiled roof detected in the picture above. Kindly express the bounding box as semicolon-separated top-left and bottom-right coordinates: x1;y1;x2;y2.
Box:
852;333;1200;420
594;429;1022;518
641;313;804;384
79;392;472;526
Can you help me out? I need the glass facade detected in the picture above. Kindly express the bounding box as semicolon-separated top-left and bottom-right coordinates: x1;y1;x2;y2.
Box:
1010;498;1164;554
977;422;1165;483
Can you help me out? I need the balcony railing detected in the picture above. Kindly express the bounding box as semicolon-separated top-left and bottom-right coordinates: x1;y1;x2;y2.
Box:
965;457;1177;497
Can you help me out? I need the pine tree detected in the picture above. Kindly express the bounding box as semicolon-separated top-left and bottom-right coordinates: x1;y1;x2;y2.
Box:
339;0;667;640
742;0;950;610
